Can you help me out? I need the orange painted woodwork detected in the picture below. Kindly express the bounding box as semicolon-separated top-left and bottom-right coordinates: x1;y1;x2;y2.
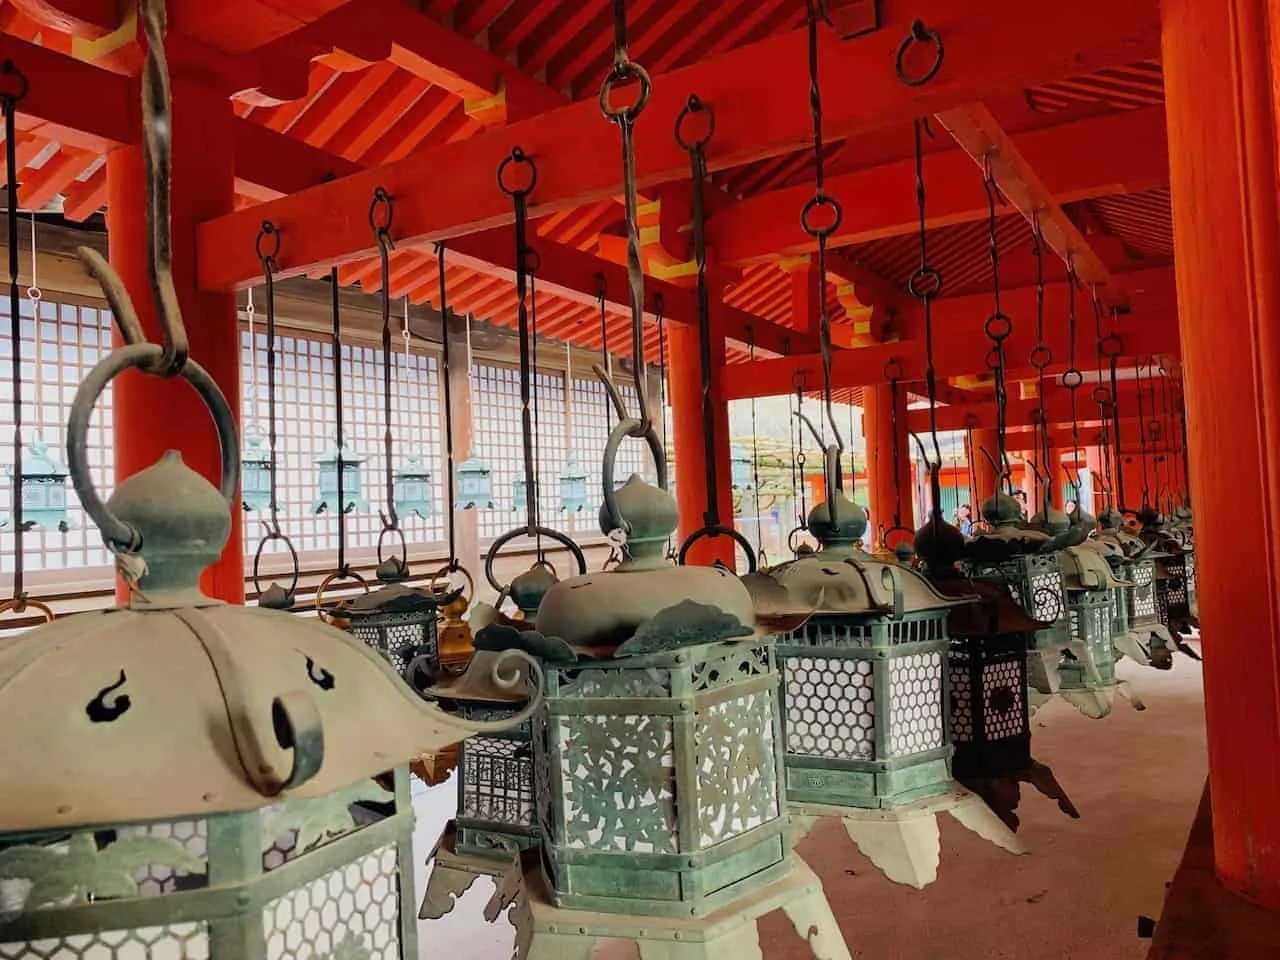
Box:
862;383;913;538
8;0;119;38
106;76;243;604
196;0;1162;291
1163;0;1280;910
910;383;1145;432
668;303;735;570
710;105;1169;265
966;427;999;509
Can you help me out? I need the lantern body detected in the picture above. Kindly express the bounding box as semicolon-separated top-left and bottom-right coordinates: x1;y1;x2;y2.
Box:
948;631;1032;782
240;437;272;514
5;438;72;531
342;585;441;685
393;457;433;520
1184;549;1198;619
0;770;419;960
962;554;1069;692
454;457;494;510
1061;589;1116;689
1127;558;1160;628
535;642;788;916
776;612;952;809
311;445;367;514
1154;550;1192;633
558;459;589;513
456;702;537;859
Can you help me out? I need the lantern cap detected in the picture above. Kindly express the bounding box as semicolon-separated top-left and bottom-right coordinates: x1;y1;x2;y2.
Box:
558;456;588;482
458;456;492;474
314;442;365;465
598;474;678;566
422;649;534;704
1031;505;1070;536
240;428;270;462
807;490;868;547
981;491;1023;526
395;454;431;479
913;515;966;573
15;435;68;479
1061;544;1128;591
509;562;558;616
341;582;439;617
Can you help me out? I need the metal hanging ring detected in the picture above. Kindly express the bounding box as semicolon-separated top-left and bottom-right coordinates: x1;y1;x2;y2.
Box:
907;267;942;301
1061;368;1084;389
252;530;300;604
787;525;816;555
883;358;903;381
600;416;668;534
0;60;30;101
0;595;53;621
1030;344;1053;370
485;526;587;595
674;94;715;150
1092;385;1112;406
376;525;409;570
1099;333;1124;358
801;192;843;239
678;525;758;573
256;220;281;265
985;312;1012;342
67;343;238;555
315;569;370;624
599;59;652;123
368;186;394;236
428;562;475;607
984;347;1002;372
895;19;944;87
497;147;538;197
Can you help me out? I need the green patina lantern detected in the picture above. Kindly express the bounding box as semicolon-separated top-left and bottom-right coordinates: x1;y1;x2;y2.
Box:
1057;544;1127;718
1097;510;1176;668
1142;512;1196;638
730;445;754;490
0;339;539;960
393;455;433;520
3;436;74;532
335;581;444;693
240;428;272;514
311;442;368;515
454;456;494;510
558;457;589;513
511;474;532;513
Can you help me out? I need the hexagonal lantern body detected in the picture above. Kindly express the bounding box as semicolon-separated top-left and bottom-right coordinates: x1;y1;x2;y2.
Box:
4;436;72;531
393;455;433;520
239;430;272;514
1153;542;1193;635
962;554;1069;692
534;641;787;916
311;443;368;514
1058;548;1119;691
558;458;589;513
340;584;441;689
454;457;494;510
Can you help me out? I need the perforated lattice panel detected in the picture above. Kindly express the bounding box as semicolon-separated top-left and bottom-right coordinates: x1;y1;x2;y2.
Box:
347;613;437;675
693;689;780;848
262;844;401;960
1130;560;1158;622
0;922;210;959
981;660;1025;740
0;299;114;572
887;652;945;757
116;819;208;896
783;656;875;760
461;736;534;827
1029;568;1066;623
949;658;973;742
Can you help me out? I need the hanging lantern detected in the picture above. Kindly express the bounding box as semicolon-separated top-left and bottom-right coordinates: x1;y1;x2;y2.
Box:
511;472;529;513
334;581;444;692
1097;510;1177;668
239;428;272;514
393;454;433;520
558;457;589;513
731;445;754;490
3;436;74;532
454;456;494;509
310;442;368;514
1056;544;1139;718
748;488;1023;888
0;331;538;960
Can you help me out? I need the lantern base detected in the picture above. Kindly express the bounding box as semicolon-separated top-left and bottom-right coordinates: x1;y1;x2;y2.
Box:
957;759;1081;832
790;786;1026;890
492;852;852;960
410;745;459;786
1058;681;1146;720
1113;626;1176;670
419;820;520;921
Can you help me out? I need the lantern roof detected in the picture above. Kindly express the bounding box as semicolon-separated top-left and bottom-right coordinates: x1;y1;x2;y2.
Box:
458;456;491;474
558;456;588;481
423;649;535;705
1060;543;1128;591
13;436;67;478
0;450;535;834
340;581;442;618
395;453;432;479
240;428;270;463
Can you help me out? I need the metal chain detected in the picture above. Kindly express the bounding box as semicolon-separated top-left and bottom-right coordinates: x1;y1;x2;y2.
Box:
1134;355;1151;510
981;154;1013;491
794;370;809;529
886;359;905;528
1029;211;1053;511
530;253;544;558
600;0;650;435
655;292;668;464
909;119;943;467
596;273;613;420
1062;259;1084;503
255;223;284;540
370;187;400;536
330;265;349;574
2;65;27;603
747;328;765;560
435;243;460;568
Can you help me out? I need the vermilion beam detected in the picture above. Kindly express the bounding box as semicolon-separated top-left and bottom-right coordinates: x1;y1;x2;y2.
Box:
197;0;1161;291
911;389;1143;432
8;0;120;38
935;102;1129;308
721;266;1177;398
709;105;1169;265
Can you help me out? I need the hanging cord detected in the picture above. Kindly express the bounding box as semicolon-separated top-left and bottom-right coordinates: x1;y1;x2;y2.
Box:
675;96;755;569
1028;211;1053;514
490;147;585;595
595;273;613;413
1176;377;1191;506
599;0;650;436
1105;308;1126;509
787;368;813;554
0;64;44;617
747;327;766;565
981;154;1013;491
1156;358;1173;514
654;292;668;466
250;221;300;607
435;243;462;571
799;1;845;503
369;187;408;577
1134;355;1151;511
1062;259;1085;505
529;249;544;559
884;359;909;539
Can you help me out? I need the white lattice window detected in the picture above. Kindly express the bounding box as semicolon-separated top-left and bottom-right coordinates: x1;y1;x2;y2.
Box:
566;375;653;538
242;329;446;564
0;298;114;578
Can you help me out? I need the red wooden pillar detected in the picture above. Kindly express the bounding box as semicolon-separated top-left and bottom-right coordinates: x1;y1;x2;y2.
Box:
967;427;999;510
862;383;912;537
668;293;734;569
106;74;242;602
1163;0;1280;909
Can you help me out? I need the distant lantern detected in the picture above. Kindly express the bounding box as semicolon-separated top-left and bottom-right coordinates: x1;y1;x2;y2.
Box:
335;582;444;692
511;473;531;513
394;454;434;520
1057;544;1129;718
731;445;754;490
4;436;73;532
239;428;272;514
1097;509;1175;668
454;456;495;509
558;457;589;513
310;442;367;514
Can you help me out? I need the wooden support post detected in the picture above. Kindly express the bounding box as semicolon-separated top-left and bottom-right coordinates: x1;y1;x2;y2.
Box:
1163;0;1280;910
106;74;242;603
967;427;1000;511
446;309;481;579
862;384;913;539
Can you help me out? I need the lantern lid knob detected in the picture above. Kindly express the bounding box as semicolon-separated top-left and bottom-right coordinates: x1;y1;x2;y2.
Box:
981;491;1023;526
599;473;677;567
807;490;868;547
510;562;558;616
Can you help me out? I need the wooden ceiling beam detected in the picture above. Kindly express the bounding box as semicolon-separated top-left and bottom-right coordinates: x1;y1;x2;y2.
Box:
198;0;1161;291
935;102;1129;308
